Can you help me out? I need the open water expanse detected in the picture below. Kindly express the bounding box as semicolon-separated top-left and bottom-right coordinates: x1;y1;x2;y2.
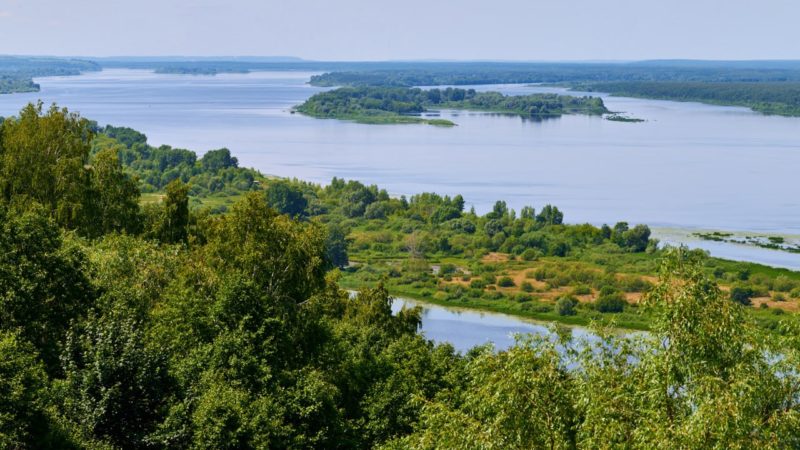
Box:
0;69;797;268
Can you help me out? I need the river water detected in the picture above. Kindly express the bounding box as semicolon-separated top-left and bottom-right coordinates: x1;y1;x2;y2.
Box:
391;297;602;353
0;69;797;268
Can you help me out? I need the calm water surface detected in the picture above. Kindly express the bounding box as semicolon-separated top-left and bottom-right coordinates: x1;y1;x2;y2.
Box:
0;69;797;268
391;297;600;352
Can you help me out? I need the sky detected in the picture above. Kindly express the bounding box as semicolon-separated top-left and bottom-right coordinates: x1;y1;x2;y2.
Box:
0;0;797;61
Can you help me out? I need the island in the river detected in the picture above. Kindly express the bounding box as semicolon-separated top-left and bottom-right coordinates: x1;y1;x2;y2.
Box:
294;86;608;125
153;66;250;76
605;114;645;122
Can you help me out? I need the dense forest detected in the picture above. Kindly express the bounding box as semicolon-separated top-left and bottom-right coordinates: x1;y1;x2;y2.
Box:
94;125;265;211
2;103;800;448
581;81;800;116
295;87;607;125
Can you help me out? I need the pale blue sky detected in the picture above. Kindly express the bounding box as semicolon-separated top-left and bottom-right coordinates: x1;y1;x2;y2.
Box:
0;0;797;60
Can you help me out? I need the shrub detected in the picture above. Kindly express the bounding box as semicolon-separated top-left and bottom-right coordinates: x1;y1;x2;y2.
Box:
439;263;457;276
548;275;570;288
737;268;751;281
773;275;796;292
555;296;578;316
772;308;786;315
482;290;504;300
514;293;532;303
469;279;487;289
595;292;627;313
520;281;534;293
773;292;787;302
598;285;618;297
730;285;754;306
619;276;652;293
759;302;769;309
497;276;515;287
791;287;800;299
520;248;540;261
522;303;552;313
572;285;592;296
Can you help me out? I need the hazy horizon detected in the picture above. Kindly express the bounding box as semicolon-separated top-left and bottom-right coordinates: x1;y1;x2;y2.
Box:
0;0;797;61
8;56;800;65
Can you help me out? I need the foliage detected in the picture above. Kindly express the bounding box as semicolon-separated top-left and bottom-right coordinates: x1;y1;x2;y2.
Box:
266;180;308;218
151;179;190;244
0;331;49;449
93;126;263;201
0;204;94;372
555;295;578;316
595;288;627;313
55;304;172;448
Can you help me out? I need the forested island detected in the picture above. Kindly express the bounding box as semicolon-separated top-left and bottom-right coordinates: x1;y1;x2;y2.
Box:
295;86;608;125
3;102;800;448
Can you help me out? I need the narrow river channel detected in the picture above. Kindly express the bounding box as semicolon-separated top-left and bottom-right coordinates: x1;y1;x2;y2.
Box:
391;297;604;353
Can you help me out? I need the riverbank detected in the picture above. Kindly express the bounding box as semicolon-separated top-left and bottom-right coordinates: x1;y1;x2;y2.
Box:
342;278;651;331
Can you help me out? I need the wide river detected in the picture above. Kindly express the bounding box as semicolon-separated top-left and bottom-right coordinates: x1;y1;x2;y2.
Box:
0;69;798;268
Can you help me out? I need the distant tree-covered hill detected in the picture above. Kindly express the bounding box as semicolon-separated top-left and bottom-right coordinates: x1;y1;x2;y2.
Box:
581;81;800;116
0;56;100;94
